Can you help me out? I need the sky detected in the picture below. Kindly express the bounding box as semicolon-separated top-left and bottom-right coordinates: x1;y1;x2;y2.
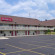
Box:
0;0;55;21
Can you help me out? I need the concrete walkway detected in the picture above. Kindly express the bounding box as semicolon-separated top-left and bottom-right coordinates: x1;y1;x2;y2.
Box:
0;37;9;39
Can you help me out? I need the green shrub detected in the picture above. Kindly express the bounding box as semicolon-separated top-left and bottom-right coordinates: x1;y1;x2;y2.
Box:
51;32;55;34
46;29;51;34
47;29;51;32
54;29;55;32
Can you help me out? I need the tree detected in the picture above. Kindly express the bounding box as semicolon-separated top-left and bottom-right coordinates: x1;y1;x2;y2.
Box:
47;29;51;32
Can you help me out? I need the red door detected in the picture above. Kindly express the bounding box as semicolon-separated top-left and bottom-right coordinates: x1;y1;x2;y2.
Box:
11;31;13;36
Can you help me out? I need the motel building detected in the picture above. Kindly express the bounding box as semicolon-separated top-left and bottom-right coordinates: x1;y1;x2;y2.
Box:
0;15;55;36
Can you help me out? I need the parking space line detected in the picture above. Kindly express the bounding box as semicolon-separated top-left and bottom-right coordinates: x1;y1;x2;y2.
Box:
19;42;55;50
6;44;24;50
5;51;23;54
30;46;55;50
32;41;55;45
6;44;32;51
22;49;45;55
0;52;6;55
19;42;41;46
19;42;50;47
30;46;48;50
6;44;45;55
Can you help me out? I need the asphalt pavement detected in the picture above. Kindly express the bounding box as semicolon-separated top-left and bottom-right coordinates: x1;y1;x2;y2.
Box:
0;35;55;55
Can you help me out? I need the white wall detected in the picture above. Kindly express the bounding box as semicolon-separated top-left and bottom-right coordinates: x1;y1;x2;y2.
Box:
0;30;45;37
0;32;4;36
17;31;25;35
29;31;36;35
40;31;44;34
4;31;11;36
0;31;11;36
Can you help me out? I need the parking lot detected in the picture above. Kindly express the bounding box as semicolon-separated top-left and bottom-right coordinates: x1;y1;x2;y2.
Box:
0;35;55;55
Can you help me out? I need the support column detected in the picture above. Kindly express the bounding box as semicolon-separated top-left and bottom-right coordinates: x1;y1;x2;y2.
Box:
25;31;27;35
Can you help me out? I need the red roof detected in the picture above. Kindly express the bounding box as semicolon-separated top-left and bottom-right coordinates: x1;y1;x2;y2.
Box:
0;15;55;26
41;19;55;26
0;15;41;26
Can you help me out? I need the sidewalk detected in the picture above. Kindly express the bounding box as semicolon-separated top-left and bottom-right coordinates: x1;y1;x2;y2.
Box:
0;34;55;39
0;37;9;39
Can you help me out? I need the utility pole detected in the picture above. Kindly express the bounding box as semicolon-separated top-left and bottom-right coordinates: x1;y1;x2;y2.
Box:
29;12;31;18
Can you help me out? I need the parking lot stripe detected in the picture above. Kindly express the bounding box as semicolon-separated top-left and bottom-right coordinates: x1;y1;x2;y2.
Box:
28;51;45;55
30;46;47;50
19;42;50;47
6;44;45;55
6;44;31;51
22;49;45;55
19;42;40;46
6;44;23;49
19;42;55;50
0;52;6;55
32;41;55;45
5;51;23;54
30;46;55;50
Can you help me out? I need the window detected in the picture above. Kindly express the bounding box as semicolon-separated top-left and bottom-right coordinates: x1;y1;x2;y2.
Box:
0;31;4;33
17;31;18;33
9;24;13;26
10;31;12;33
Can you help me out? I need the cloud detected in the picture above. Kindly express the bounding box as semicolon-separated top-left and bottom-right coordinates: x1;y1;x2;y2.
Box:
0;0;12;14
49;10;55;16
0;0;55;21
46;0;55;4
13;10;54;21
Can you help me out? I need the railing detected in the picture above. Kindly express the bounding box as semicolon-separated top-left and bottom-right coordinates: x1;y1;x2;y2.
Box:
0;26;54;30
